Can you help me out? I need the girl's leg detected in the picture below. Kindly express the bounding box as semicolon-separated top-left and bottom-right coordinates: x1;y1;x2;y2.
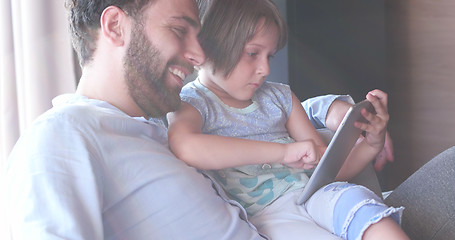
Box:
250;190;342;240
305;182;407;240
362;217;409;240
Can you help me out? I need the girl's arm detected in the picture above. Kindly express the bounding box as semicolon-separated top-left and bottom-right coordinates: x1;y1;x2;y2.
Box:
286;91;327;154
336;90;389;180
325;98;394;171
167;102;319;170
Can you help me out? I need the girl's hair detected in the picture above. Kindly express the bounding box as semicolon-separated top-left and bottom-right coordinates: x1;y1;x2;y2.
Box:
198;0;288;77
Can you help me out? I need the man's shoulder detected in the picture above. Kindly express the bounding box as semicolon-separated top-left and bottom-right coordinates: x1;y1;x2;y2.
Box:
19;95;125;145
43;94;129;125
36;99;100;128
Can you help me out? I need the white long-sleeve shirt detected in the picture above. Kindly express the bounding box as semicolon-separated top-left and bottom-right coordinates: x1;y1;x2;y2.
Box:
6;94;262;240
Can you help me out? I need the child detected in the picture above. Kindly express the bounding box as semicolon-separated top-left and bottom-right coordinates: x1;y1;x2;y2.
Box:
168;0;408;239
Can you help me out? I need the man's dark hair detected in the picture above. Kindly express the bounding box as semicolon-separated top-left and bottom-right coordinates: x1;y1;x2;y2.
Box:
65;0;153;66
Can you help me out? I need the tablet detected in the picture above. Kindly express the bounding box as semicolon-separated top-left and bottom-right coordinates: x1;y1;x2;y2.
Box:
297;99;375;204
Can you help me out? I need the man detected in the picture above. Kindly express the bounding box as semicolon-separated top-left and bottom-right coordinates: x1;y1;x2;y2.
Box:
6;0;263;239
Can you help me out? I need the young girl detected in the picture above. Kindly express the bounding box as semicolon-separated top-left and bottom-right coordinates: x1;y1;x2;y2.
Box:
168;0;408;239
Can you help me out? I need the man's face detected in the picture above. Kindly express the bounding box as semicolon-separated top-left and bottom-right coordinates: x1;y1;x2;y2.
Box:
123;0;205;118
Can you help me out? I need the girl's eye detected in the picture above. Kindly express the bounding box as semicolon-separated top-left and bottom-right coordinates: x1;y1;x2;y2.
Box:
247;52;258;57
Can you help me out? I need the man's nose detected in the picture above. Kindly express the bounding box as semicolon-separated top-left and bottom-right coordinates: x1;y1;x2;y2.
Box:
184;35;206;66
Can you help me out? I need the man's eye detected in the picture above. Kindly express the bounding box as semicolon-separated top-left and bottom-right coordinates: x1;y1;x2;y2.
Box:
172;27;187;37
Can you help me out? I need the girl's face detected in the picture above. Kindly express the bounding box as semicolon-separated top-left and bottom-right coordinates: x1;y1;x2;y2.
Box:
199;19;280;108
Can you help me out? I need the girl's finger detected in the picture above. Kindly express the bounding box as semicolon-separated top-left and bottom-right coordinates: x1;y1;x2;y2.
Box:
366;90;388;116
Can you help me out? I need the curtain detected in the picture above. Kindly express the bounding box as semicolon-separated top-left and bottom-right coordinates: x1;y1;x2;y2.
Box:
0;0;77;238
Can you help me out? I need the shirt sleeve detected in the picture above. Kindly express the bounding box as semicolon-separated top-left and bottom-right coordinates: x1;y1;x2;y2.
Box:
301;95;355;129
6;114;104;239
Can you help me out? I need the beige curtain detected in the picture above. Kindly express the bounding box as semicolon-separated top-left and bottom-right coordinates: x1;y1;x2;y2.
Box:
0;0;77;238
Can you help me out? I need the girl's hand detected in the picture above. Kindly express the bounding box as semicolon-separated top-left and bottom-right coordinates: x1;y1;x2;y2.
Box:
354;89;389;152
374;131;394;171
282;140;325;169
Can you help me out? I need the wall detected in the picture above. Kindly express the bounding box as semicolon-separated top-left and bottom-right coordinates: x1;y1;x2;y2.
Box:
384;0;455;189
287;0;387;102
269;0;289;84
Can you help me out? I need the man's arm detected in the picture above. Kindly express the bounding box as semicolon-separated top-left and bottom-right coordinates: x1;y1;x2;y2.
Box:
6;120;104;239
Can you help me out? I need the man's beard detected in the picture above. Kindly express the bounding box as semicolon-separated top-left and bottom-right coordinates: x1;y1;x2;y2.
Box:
123;24;182;118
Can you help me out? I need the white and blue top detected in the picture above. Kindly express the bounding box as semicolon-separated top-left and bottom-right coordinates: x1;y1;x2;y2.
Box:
180;79;314;215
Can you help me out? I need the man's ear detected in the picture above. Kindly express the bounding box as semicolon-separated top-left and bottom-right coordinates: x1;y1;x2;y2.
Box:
100;6;129;46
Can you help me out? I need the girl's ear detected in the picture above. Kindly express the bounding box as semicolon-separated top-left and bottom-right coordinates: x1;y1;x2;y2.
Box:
100;6;129;46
